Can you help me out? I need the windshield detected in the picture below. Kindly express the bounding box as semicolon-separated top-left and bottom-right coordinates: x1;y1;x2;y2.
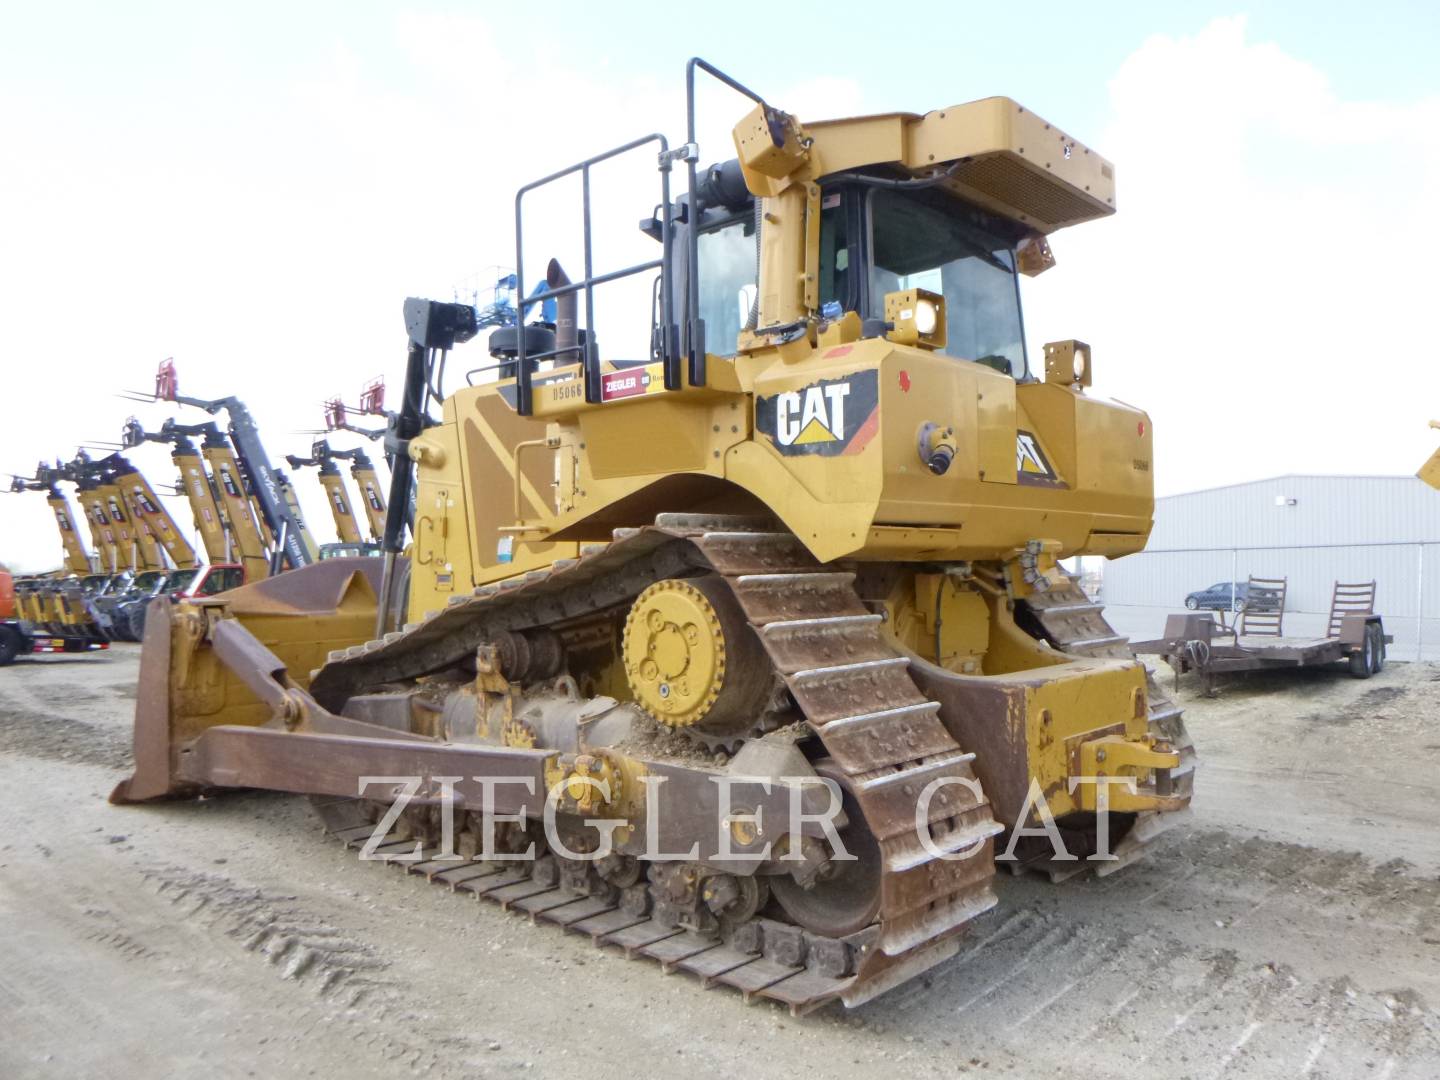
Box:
132;571;165;590
167;569;199;591
868;187;1027;377
695;214;757;358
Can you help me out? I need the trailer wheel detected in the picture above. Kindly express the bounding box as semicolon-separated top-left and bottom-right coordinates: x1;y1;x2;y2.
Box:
1348;629;1374;679
1368;623;1385;675
0;626;20;666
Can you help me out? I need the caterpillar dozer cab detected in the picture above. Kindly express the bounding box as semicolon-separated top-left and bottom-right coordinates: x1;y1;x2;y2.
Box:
114;61;1194;1013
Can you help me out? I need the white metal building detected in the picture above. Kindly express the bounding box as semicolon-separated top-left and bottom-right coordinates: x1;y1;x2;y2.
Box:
1101;475;1440;659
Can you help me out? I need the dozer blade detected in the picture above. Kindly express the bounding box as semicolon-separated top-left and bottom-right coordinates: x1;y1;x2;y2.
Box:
111;558;388;804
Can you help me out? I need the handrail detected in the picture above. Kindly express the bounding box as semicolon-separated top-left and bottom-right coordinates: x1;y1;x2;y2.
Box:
513;133;676;416
510;59;769;417
683;58;767;390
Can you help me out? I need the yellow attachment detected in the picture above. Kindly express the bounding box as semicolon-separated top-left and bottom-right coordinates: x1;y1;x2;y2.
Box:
622;579;726;728
502;710;537;749
885;288;947;351
733;102;809;184
913;573;988;669
543;750;642;821
47;493;92;574
1043;339;1092;388
566;754;619;814
1015;235;1055;277
1074;734;1182;813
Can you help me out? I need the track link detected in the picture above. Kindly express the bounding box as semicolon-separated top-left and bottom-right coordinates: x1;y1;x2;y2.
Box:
702;530;1002;956
315;797;970;1015
309;515;1004;1010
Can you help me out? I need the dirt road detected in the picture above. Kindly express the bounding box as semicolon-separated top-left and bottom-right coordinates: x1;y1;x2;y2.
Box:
2;646;1438;1078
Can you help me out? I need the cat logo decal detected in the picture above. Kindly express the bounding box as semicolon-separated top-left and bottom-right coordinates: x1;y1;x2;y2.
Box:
757;371;879;457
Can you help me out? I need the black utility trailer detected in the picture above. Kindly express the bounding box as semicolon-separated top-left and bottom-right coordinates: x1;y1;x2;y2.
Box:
1133;578;1391;694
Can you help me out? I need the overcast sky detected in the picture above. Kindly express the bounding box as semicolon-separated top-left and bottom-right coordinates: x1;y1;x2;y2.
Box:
3;2;1438;572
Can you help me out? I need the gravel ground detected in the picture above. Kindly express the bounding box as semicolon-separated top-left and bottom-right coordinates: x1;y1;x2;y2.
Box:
2;644;1438;1078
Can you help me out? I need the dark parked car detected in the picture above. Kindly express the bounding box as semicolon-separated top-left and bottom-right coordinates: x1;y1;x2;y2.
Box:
1185;582;1249;611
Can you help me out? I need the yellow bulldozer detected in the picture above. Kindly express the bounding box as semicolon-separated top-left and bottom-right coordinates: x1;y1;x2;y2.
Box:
113;60;1193;1012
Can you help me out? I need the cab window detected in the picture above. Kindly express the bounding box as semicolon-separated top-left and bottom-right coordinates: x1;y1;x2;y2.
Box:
197;568;242;596
817;190;853;313
867;187;1029;378
695;214;756;358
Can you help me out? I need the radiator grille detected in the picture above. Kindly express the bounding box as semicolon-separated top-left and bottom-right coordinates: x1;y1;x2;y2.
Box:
952;154;1104;229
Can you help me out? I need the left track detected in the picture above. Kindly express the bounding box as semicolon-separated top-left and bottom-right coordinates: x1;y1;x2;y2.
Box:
309;513;1004;1012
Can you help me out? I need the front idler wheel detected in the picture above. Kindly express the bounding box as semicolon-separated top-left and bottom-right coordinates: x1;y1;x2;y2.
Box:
769;761;882;938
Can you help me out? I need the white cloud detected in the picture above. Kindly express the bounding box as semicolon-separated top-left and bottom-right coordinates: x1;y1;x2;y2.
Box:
1023;16;1440;497
31;15;1417;572
0;11;864;573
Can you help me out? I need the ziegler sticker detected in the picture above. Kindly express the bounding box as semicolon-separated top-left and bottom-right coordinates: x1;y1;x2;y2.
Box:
601;369;651;401
756;370;879;457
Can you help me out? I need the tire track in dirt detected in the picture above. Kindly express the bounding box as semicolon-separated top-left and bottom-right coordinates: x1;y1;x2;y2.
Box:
144;863;401;1011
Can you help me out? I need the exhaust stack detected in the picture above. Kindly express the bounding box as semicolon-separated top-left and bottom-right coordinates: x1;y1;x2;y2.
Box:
546;259;579;362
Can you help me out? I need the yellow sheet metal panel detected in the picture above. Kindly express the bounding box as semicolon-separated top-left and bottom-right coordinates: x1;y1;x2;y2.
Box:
911;99;1114;231
203;447;270;581
48;494;92;574
279;477;320;563
802;98;1114;233
803;113;909;185
173;451;230;564
351;465;387;541
977;370;1018;485
97;484;138;571
408;416;475;616
579;397;712;481
757;186;810;328
1074;394;1151;498
1419;445;1440;490
1015;383;1078;484
80;492;116;573
120;466;198;570
319;472;362;545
